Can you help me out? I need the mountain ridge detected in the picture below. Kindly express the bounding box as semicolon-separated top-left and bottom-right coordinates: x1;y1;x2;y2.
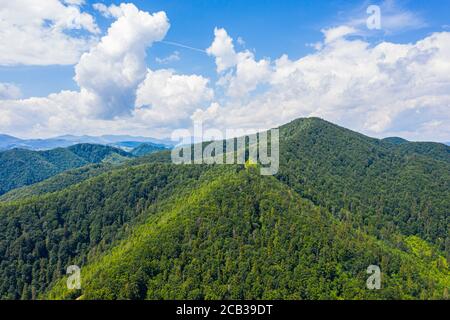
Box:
0;117;448;300
0;134;174;151
0;144;132;195
45;167;449;300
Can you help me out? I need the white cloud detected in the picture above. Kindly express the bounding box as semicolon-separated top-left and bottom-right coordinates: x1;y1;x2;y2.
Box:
0;3;176;137
0;0;99;65
156;51;181;64
378;0;426;33
64;0;85;5
202;28;450;142
0;91;79;137
0;4;449;143
206;28;238;73
322;26;357;44
207;28;271;98
135;69;213;126
225;51;271;98
74;3;170;118
191;102;221;123
381;11;425;32
93;3;124;19
0;83;21;100
0;4;210;138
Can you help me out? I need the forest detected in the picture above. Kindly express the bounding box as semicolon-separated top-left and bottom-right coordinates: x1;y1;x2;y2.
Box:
0;117;448;300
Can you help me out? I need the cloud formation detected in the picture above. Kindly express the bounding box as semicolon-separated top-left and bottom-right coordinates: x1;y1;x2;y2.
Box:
0;3;449;142
0;3;211;138
135;69;213;126
204;28;450;141
207;28;271;98
206;28;238;73
74;3;170;118
156;51;181;64
0;83;21;100
338;0;426;36
0;0;99;65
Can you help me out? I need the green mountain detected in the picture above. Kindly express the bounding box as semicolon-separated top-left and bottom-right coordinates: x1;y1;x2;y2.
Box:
382;137;409;145
66;144;131;164
46;167;448;300
0;118;448;300
0;144;131;196
131;143;168;157
0;164;114;202
276;118;449;254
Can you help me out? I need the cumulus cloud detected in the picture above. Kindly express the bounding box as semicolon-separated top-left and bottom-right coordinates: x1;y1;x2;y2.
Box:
74;3;170;118
0;4;213;138
135;69;213;126
0;83;21;100
207;28;271;98
0;0;99;65
202;28;450;142
93;3;124;19
0;91;81;137
206;28;238;73
225;51;271;98
191;102;221;123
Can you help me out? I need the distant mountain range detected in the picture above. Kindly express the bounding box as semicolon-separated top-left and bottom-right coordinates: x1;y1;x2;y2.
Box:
2;133;448;151
0;134;174;151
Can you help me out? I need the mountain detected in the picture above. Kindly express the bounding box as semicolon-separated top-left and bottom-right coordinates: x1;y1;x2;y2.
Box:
0;134;174;151
0;134;23;149
391;141;450;163
0;117;448;300
53;134;174;148
276;118;449;251
109;141;144;150
0;144;131;195
382;137;409;145
46;167;448;300
0;136;76;151
0;164;114;202
131;142;169;156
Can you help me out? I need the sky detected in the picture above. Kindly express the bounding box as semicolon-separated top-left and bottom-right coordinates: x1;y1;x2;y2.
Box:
0;0;449;142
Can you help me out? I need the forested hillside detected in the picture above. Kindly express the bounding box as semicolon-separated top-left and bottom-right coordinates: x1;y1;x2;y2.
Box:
277;118;450;258
0;163;208;299
46;168;449;300
0;117;448;300
131;143;168;157
0;144;131;195
0;164;114;202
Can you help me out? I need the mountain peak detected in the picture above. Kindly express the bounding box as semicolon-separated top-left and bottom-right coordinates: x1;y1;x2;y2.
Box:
382;137;409;145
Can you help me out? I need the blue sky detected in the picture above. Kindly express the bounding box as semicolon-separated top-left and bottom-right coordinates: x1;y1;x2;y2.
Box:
0;0;449;141
3;0;450;98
